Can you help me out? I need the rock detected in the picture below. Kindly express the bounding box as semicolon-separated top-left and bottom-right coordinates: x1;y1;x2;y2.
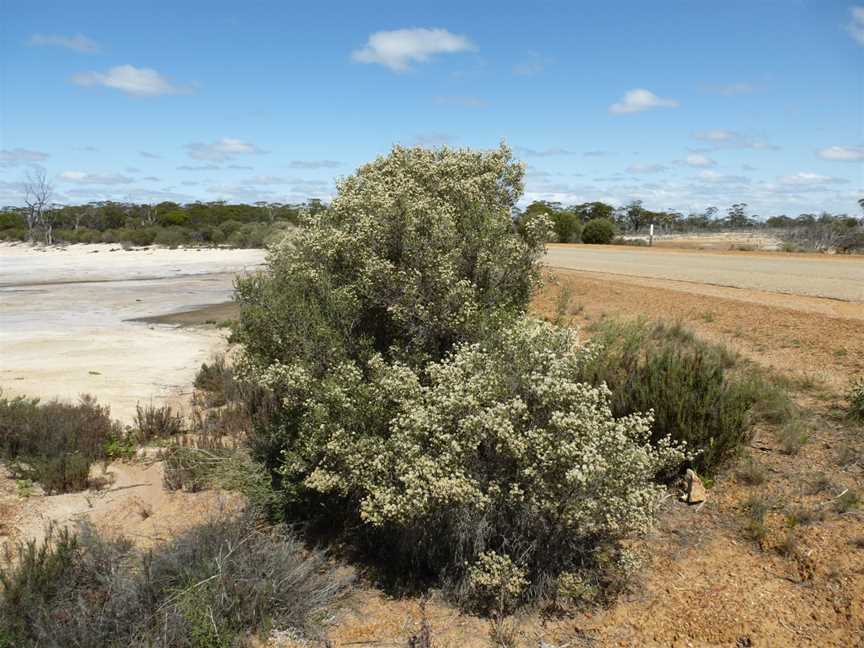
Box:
135;446;168;462
680;468;707;504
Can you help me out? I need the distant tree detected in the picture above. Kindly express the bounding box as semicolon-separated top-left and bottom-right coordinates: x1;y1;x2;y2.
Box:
572;201;614;222
624;200;646;232
726;203;750;228
22;168;54;243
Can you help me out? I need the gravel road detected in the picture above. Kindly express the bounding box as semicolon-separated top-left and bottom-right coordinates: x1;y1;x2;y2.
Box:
545;245;864;303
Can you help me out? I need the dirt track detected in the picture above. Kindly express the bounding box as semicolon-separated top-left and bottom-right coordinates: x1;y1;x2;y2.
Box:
545;245;864;303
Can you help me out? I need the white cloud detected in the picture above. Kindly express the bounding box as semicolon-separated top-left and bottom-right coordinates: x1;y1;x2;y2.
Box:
72;65;189;97
59;171;134;185
583;150;608;157
818;145;864;161
0;148;49;167
30;33;99;53
352;28;475;72
627;163;668;174
848;7;864;45
685;153;716;168
186;138;264;162
139;151;161;159
777;172;848;187
609;89;679;114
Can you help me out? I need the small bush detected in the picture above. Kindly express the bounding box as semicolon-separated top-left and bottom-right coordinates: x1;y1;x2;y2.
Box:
578;319;792;475
0;513;349;648
846;377;864;422
0;392;121;493
132;403;184;444
581;218;616;244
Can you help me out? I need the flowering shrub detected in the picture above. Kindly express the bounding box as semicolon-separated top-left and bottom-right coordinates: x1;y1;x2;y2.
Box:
236;145;682;607
234;143;548;373
251;318;685;603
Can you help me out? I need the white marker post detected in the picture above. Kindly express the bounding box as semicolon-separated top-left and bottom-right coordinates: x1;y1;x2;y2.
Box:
649;223;654;247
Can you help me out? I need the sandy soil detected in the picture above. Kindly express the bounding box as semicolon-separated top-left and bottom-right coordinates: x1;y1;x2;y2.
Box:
0;243;265;421
545;244;864;303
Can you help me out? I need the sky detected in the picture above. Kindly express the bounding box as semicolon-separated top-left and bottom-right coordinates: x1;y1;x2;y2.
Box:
1;0;862;217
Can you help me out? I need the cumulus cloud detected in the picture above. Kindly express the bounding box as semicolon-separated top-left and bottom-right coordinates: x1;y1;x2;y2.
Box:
186;138;265;162
685;153;716;168
59;171;134;185
72;65;190;97
0;148;49;167
352;28;475;72
627;163;668;174
848;7;864;45
818;145;864;161
609;89;679;114
30;33;99;53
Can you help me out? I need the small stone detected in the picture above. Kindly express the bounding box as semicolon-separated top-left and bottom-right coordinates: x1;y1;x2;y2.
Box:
680;468;707;504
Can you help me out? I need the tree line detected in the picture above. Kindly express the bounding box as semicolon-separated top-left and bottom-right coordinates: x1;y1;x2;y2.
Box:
517;198;864;243
0;168;326;247
2;167;861;250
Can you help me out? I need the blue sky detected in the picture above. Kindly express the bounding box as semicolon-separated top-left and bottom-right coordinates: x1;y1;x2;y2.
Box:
1;0;862;216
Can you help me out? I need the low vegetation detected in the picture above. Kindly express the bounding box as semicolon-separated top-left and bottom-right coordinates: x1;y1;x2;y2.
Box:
0;511;349;648
847;377;864;422
577;319;793;476
0;391;122;493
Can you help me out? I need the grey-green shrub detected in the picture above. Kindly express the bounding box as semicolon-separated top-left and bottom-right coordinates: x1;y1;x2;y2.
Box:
0;512;349;648
578;320;792;475
0;392;122;493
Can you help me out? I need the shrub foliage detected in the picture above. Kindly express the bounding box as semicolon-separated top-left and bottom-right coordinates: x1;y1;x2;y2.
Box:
581;218;616;244
578;320;791;475
0;512;348;648
0;392;121;493
234;145;691;605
